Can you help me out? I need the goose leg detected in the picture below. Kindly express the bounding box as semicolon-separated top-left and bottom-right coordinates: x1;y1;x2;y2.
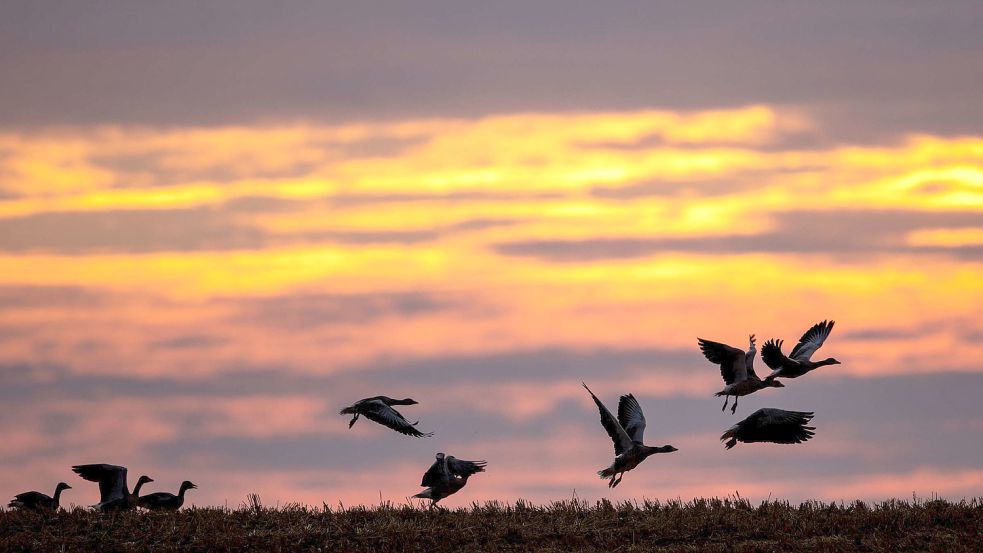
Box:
731;396;738;414
348;414;359;428
721;395;729;412
612;473;624;488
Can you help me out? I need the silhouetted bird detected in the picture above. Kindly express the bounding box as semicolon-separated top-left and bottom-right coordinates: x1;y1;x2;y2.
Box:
71;464;153;512
698;334;783;414
762;320;840;379
721;408;815;449
413;453;486;505
138;481;197;511
7;482;71;510
582;382;678;488
340;396;433;437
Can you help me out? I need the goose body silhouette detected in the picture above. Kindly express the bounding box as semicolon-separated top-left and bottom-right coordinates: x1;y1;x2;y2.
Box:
582;382;677;488
762;320;840;379
8;482;71;510
413;452;486;505
72;464;153;512
698;334;783;414
340;396;433;437
721;408;815;449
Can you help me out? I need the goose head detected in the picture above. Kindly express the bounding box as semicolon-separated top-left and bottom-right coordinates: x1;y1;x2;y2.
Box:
821;357;841;365
400;398;419;405
55;482;72;492
767;380;785;388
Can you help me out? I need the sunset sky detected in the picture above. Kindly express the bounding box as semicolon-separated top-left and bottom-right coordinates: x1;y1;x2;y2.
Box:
2;2;983;509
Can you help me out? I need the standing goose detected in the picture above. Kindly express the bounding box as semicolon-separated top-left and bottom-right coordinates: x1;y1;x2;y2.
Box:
698;334;783;414
340;396;433;437
71;464;153;512
762;320;840;379
721;408;815;449
582;383;678;488
8;482;71;510
138;481;197;511
413;452;486;506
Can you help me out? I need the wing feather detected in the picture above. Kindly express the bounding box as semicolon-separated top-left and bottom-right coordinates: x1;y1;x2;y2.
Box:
360;400;433;438
698;338;748;384
583;383;633;455
790;320;834;362
617;394;646;443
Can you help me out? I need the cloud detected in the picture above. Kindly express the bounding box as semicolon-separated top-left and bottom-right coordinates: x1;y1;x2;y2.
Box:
493;210;983;262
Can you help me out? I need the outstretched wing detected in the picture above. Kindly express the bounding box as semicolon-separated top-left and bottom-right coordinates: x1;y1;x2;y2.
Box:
741;408;815;444
446;456;487;477
72;464;127;503
420;457;445;487
761;339;791;370
582;383;633;455
698;338;748;384
617;394;646;443
790;320;835;362
360;400;433;438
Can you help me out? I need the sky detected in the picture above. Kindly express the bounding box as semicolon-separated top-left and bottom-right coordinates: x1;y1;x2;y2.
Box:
1;1;983;509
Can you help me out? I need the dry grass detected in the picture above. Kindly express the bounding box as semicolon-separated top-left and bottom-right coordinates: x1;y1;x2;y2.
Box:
2;496;981;552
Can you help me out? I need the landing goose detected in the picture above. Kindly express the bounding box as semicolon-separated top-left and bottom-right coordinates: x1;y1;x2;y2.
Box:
7;482;71;510
698;334;783;414
340;396;433;437
721;408;815;449
138;481;197;511
762;320;840;379
71;464;153;512
412;452;486;505
582;383;677;488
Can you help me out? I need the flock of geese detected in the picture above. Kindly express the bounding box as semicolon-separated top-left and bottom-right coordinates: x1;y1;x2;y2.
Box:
7;320;838;511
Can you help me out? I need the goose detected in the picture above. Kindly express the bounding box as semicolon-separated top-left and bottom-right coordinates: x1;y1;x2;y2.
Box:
721;408;815;449
762;320;840;379
340;396;433;437
7;482;71;510
412;452;486;505
138;481;197;511
582;382;677;488
71;464;153;512
698;334;783;414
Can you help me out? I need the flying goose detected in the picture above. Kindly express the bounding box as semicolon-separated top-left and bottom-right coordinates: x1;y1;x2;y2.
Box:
340;396;433;437
412;452;487;505
138;481;197;511
71;464;153;512
7;482;71;510
721;408;815;449
698;334;783;414
762;320;840;379
582;383;677;488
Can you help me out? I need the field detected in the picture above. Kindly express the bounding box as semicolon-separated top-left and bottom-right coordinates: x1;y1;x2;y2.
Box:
2;497;981;552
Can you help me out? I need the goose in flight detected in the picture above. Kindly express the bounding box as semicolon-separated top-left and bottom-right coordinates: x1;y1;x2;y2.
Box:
413;452;486;505
340;396;433;437
71;464;153;512
698;334;783;414
8;482;71;510
721;408;815;449
582;383;677;488
762;320;840;379
138;481;197;511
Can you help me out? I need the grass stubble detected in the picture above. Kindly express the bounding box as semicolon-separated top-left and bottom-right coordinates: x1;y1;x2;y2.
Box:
1;496;981;552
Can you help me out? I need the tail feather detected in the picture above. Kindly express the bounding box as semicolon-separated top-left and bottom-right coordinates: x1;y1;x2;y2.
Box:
413;488;433;499
598;467;616;478
339;407;356;415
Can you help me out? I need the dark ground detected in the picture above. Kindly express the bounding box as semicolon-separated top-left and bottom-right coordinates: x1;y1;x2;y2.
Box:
1;497;981;552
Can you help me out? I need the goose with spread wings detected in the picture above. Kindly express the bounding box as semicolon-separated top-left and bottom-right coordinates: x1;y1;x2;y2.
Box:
698;334;783;414
72;464;153;512
340;396;433;437
412;452;486;505
8;482;71;510
762;320;840;379
721;408;815;449
582;383;677;488
138;480;197;511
